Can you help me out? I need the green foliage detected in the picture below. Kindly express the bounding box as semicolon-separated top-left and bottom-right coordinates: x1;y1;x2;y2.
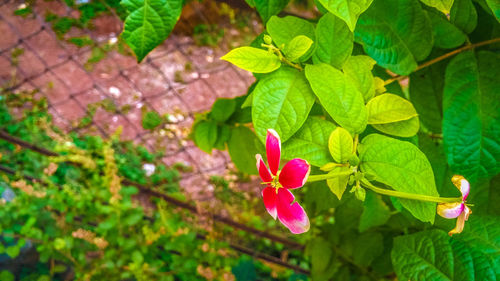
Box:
141;110;162;130
359;191;391;231
443;51;499;182
266;16;316;61
392;218;500;281
305;63;367;133
252;67;316;142
254;0;290;23
328;127;353;163
318;0;374;31
359;134;439;223
221;47;282;73
193;120;218;153
283;35;314;62
420;0;454;14
355;0;433;75
313;12;353;69
121;0;182;62
282;116;336;166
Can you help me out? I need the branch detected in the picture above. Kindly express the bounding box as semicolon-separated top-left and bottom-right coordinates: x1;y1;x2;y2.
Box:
384;37;500;85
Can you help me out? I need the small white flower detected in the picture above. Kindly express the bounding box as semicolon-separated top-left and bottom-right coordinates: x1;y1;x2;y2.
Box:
142;163;156;177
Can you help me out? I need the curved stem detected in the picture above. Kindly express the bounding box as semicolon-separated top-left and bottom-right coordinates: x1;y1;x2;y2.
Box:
307;170;353;182
384;37;500;85
361;180;462;204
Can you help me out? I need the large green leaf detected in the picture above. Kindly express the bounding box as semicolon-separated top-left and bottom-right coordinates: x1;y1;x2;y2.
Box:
342;55;376;101
392;230;455;281
221;47;281;73
359;134;439;223
305;63;367;134
328;127;353;163
455;216;500;277
317;0;374;31
193;120;218;154
210;98;236;122
252;67;316;142
409;57;447;133
282;116;336;167
485;0;500;22
359;191;391;232
371;116;420;137
266;16;316;60
450;0;477;34
366;93;418;124
427;8;466;49
254;0;289;23
313;12;353;69
420;0;454;14
227;126;261;174
443;51;500;182
392;218;500;281
121;0;182;62
355;0;434;75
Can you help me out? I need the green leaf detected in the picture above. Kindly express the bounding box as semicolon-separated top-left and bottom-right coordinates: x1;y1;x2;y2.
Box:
392;229;454;281
213;124;231;150
210;98;237;122
355;0;434;75
193;120;218;154
142;110;162;130
443;51;500;182
450;0;477;34
282;116;336;167
353;232;384;266
227;126;262;174
372;116;420;137
283;35;314;62
366;93;418;124
313;12;353;69
343;55;376;101
420;0;454;14
252;67;316;142
327;166;350;199
254;0;289;23
305;63;367;134
455;216;500;277
485;0;500;22
392;222;500;281
5;246;19;258
266;16;316;60
0;271;14;281
409;58;447;133
308;238;333;274
221;47;281;73
318;0;374;31
427;8;466;49
121;0;182;62
328;127;353;163
359;134;439;223
359;190;391;232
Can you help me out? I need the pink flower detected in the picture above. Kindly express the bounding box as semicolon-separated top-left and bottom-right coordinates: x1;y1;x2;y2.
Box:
256;129;311;234
437;175;471;236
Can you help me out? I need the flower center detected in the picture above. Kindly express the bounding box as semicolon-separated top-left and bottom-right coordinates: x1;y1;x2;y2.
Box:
270;175;282;190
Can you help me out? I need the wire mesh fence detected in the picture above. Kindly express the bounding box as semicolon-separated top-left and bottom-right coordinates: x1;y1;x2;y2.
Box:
0;0;257;201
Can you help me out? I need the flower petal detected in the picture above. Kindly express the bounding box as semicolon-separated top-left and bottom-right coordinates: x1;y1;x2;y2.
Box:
437;202;464;219
448;210;466;236
276;188;310;234
256;154;272;183
279;159;310;189
464;205;471;220
266;129;281;175
452;175;470;200
262;186;278;220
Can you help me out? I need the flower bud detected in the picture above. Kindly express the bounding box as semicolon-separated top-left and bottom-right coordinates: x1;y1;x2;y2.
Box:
348;154;360;166
263;34;273;45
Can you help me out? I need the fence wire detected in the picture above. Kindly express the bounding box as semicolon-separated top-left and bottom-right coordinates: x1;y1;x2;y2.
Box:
0;0;257;201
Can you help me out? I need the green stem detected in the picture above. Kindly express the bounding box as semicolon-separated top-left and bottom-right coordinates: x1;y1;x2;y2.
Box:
361;180;462;203
307;170;354;182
